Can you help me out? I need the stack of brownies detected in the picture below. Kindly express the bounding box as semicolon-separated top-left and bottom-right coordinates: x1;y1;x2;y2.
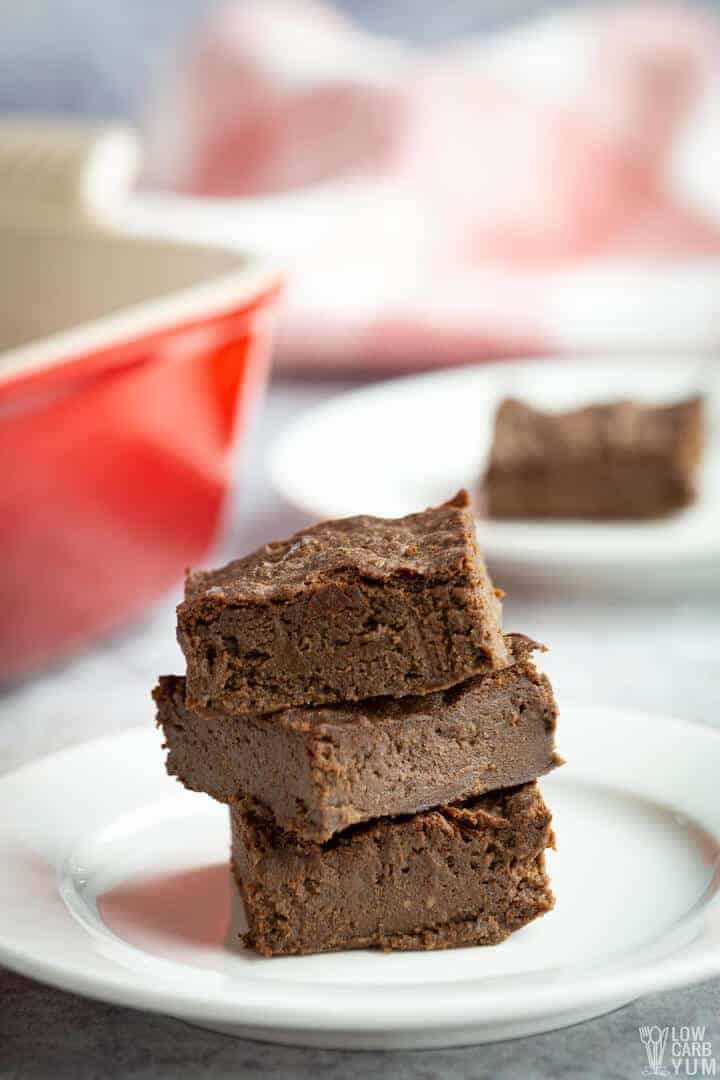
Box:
154;491;561;956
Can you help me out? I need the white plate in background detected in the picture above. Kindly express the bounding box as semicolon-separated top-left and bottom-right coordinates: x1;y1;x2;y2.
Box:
269;361;720;584
0;708;719;1049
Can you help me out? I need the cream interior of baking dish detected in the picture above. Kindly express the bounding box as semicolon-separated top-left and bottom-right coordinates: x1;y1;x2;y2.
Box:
0;121;275;380
0;122;280;386
0;227;244;355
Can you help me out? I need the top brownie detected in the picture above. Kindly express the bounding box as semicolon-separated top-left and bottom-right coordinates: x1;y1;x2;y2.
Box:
484;396;703;519
177;491;509;714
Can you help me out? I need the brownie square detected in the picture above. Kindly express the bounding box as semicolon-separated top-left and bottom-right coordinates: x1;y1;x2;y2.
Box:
483;396;703;520
231;782;555;956
155;634;560;843
177;491;508;715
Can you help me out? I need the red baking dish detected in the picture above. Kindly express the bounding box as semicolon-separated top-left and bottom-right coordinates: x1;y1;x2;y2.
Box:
0;223;281;681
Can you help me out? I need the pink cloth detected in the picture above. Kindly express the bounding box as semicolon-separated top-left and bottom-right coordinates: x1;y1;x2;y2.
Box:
146;1;720;370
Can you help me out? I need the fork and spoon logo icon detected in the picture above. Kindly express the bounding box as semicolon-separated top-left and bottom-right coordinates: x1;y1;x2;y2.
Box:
639;1026;670;1076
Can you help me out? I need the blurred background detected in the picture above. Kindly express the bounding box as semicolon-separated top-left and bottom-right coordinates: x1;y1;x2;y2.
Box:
1;1;720;1071
0;1;659;116
0;0;718;727
0;0;718;674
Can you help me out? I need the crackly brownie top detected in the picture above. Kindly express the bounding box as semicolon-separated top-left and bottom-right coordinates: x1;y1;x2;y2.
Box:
489;396;703;469
440;781;551;834
184;491;485;604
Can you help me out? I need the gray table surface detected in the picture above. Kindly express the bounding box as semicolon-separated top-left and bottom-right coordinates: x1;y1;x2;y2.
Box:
1;377;719;1080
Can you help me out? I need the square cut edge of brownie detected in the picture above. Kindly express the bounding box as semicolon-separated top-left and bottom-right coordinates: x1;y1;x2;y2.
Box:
231;781;555;957
177;490;509;715
154;632;561;843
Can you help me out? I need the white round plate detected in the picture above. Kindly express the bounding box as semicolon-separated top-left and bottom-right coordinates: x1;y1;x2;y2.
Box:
1;708;720;1050
269;361;720;584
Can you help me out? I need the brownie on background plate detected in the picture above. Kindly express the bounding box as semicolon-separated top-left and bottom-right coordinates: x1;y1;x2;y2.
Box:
483;396;704;520
177;490;509;716
231;782;555;956
155;634;561;843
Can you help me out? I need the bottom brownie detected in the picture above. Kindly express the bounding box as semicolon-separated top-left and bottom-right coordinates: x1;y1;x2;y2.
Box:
231;782;554;957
